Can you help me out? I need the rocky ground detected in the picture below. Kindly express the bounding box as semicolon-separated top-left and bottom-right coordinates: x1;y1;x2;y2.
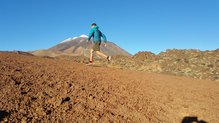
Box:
0;52;219;122
102;49;219;81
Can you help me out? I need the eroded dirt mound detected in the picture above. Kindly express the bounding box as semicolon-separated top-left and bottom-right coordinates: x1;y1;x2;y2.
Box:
134;51;158;61
0;52;219;122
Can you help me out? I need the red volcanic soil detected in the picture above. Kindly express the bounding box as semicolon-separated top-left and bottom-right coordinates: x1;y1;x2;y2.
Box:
0;52;219;123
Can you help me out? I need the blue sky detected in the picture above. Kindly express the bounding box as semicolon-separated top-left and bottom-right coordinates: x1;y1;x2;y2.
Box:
0;0;218;54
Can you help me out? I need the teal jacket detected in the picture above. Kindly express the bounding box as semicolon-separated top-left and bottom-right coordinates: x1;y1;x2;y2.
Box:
88;26;107;43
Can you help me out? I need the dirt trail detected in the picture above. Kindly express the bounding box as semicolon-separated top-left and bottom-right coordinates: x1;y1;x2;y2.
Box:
0;52;219;123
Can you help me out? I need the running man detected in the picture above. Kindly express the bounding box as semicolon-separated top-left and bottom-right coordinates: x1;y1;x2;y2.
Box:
87;23;111;64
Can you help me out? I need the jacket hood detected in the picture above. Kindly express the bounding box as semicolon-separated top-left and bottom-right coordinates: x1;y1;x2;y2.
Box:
93;26;99;30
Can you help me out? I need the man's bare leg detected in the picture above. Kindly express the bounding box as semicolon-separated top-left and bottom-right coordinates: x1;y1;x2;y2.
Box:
89;49;94;62
96;51;107;58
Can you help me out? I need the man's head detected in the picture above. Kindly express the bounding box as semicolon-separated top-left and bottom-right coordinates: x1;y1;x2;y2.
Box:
91;23;97;28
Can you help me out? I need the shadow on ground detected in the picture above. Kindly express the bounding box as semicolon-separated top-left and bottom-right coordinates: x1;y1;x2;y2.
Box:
182;116;208;123
0;110;10;121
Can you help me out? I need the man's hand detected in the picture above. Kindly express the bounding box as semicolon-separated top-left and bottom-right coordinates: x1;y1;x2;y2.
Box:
104;43;107;47
86;40;89;46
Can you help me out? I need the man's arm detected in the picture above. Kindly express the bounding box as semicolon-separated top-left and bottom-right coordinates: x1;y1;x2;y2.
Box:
101;32;107;43
88;29;94;41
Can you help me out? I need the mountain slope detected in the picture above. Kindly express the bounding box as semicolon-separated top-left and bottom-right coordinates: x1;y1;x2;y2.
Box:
31;35;131;57
0;52;219;122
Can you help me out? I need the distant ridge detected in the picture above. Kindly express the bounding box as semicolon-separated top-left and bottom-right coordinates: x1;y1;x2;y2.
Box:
31;35;131;57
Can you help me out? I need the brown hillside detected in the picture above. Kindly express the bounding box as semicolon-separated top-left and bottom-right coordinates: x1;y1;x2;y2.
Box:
0;52;219;122
31;37;131;57
108;49;219;81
